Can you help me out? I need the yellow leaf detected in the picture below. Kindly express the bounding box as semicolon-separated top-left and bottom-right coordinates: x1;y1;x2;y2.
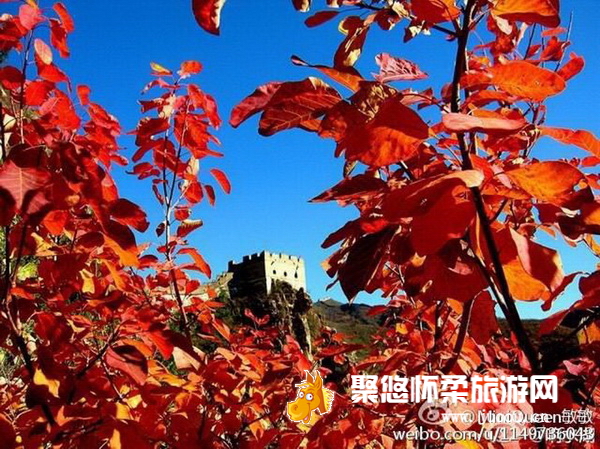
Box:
457;439;481;449
109;428;121;449
150;62;172;76
80;269;95;294
115;403;132;420
33;369;60;398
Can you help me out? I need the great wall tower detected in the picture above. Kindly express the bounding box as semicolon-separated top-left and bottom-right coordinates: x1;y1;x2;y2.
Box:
226;251;306;296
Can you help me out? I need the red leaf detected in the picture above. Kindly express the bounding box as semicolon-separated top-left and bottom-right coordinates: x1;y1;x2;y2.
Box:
53;3;74;33
174;207;191;221
411;0;460;24
210;168;231;194
176;219;203;238
0;66;23;90
184;181;203;203
0;188;16;227
292;0;311;12
179;60;203;77
230;81;283;128
317;343;363;358
305;11;339;27
442;112;527;134
374;53;428;83
178;247;212;278
77;85;91;106
257;78;341;136
311;174;386;203
291;55;363;92
557;53;584;81
109;199;150;232
134;117;169;146
188;84;221;128
410;185;476;255
38;62;68;84
0;161;50;215
383;170;484;220
43;210;69;235
105;345;148;385
25;80;54;106
49;19;69;58
192;0;227;35
204;184;216;206
468;292;499;345
0;415;16;449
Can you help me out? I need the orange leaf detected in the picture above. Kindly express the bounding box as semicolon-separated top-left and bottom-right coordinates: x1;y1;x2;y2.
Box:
179;60;202;77
343;95;429;167
33;368;61;398
557;53;584;81
492;0;560;28
489;60;565;102
505;161;588;207
178;247;212;278
539;126;600;158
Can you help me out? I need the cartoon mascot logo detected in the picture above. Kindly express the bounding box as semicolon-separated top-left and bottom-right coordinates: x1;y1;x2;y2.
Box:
286;370;334;424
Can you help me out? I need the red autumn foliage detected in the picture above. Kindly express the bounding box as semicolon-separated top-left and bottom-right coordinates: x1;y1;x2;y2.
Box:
217;0;599;447
0;0;597;448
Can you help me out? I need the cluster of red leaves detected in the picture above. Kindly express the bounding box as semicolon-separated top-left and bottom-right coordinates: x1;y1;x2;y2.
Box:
220;0;600;447
0;3;354;448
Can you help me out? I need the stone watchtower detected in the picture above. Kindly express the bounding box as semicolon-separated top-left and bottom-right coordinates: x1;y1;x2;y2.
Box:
227;251;306;297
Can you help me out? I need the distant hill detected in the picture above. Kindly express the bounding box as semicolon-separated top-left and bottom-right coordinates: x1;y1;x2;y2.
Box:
312;299;380;345
311;300;580;371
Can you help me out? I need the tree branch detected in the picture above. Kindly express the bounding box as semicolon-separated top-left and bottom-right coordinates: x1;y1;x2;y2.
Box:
450;0;540;373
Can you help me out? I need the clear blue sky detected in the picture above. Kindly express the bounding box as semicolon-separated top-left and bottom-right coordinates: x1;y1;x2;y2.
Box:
32;1;599;318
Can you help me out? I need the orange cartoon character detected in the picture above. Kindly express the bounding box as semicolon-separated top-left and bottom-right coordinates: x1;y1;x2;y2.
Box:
286;370;334;424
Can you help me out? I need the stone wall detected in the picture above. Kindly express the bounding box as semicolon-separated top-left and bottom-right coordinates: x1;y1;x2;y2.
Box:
263;251;306;294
